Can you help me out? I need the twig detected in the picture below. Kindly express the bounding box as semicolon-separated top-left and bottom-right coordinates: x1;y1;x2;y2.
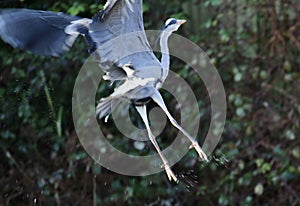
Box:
93;175;97;206
281;180;300;204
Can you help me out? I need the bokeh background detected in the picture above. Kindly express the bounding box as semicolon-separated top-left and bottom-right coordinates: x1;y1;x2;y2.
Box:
1;0;300;205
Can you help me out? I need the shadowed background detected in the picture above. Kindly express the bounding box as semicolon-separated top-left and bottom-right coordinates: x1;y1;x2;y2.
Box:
0;0;299;205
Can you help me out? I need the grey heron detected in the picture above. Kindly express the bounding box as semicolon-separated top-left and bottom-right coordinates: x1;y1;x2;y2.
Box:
0;0;208;182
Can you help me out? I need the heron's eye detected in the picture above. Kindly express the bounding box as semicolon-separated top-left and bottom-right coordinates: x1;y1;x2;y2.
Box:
164;18;177;29
165;18;177;26
168;19;177;26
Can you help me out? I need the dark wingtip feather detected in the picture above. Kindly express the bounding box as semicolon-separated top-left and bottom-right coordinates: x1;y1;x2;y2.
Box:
0;9;81;56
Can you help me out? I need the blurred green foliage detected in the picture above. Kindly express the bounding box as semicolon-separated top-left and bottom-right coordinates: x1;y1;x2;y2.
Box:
1;0;300;205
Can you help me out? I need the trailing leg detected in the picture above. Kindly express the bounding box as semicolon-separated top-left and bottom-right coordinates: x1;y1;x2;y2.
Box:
135;105;178;182
151;90;208;161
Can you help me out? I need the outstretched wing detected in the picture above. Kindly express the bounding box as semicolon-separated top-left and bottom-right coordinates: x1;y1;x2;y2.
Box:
89;0;162;81
0;9;92;56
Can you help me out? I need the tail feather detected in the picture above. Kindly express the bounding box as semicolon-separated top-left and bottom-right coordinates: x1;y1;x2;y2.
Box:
96;97;120;120
96;97;112;119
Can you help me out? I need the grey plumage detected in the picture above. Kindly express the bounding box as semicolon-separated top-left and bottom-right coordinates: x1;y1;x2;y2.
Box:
0;0;208;182
90;0;162;82
0;9;81;56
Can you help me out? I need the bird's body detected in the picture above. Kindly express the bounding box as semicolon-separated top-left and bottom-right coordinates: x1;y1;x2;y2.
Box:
0;0;207;182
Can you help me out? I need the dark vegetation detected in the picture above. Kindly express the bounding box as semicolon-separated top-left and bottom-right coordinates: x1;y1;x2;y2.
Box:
1;0;300;205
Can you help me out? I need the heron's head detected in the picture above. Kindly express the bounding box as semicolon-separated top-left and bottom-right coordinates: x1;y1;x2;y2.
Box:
163;18;186;33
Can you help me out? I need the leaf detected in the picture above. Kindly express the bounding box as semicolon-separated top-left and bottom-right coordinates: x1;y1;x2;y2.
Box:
254;183;264;196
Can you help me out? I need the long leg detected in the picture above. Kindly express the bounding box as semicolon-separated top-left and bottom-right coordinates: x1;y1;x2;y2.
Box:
135;105;178;182
151;90;208;161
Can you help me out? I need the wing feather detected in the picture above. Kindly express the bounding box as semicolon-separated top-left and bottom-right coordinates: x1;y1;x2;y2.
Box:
0;9;93;56
89;0;161;81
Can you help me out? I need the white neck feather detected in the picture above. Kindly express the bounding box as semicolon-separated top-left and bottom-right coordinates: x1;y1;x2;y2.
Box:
160;31;172;80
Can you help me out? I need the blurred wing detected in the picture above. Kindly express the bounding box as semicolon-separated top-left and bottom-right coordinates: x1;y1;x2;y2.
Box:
89;0;161;81
0;9;92;56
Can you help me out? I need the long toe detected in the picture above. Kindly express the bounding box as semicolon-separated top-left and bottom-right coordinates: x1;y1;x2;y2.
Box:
163;164;178;183
191;142;208;161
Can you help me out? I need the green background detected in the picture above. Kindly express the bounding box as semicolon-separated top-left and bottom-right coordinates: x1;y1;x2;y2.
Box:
1;0;299;205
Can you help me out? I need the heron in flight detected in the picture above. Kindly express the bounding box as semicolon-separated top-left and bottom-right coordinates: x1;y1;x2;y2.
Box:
0;0;208;182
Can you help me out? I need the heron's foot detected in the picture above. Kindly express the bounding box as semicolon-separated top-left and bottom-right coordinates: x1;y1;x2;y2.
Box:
161;163;178;183
189;141;208;161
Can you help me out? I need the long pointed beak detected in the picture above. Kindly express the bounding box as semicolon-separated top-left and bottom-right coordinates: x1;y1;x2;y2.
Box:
177;20;187;25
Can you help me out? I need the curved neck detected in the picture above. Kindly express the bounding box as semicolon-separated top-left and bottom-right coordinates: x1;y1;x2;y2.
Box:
160;31;172;78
